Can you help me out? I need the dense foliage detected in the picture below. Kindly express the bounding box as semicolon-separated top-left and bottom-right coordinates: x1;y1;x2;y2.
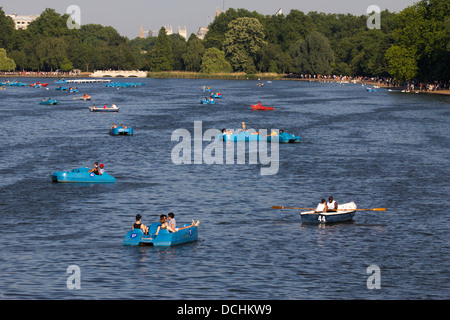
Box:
1;1;449;81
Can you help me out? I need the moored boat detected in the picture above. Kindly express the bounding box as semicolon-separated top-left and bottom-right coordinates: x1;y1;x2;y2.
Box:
300;202;357;224
30;82;49;88
123;222;198;246
51;167;116;183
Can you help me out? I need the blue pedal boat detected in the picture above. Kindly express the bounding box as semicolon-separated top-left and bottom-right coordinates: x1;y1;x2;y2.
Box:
200;99;215;104
219;131;261;142
55;86;68;91
300;202;357;224
51;167;116;183
123;222;198;246
219;131;300;143
268;132;300;143
109;126;133;136
40;99;60;105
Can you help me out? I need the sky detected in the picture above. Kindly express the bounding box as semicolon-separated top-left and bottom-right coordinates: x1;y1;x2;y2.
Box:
2;0;419;39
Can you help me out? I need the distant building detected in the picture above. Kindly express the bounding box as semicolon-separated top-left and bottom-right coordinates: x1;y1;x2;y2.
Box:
196;27;208;40
178;26;187;40
139;22;145;38
7;14;39;30
275;8;283;16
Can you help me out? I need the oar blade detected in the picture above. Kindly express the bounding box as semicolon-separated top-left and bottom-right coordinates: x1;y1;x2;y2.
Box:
272;206;284;209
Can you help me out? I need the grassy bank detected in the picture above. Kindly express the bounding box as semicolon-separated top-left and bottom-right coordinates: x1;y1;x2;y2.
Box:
148;71;285;80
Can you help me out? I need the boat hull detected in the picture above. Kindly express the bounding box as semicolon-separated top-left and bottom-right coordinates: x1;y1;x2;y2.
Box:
123;223;198;246
51;167;116;183
89;107;119;112
219;131;300;143
40;100;60;105
251;105;274;111
300;202;357;224
109;127;133;136
200;100;215;104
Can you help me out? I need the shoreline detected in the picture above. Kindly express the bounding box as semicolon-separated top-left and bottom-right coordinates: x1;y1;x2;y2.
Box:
1;72;448;95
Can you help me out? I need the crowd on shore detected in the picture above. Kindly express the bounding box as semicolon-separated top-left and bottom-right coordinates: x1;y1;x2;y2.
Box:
0;70;82;77
291;73;450;93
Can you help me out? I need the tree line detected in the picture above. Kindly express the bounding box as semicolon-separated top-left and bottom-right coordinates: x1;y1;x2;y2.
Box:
0;0;448;82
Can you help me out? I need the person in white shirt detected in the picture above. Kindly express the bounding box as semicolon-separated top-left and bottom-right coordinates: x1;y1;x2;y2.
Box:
327;196;338;211
98;163;105;175
315;199;327;213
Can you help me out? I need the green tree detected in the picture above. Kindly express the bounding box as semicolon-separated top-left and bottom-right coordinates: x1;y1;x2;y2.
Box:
0;8;15;51
0;48;16;71
200;47;232;73
148;27;173;71
182;34;206;72
385;45;418;81
256;44;290;73
35;37;68;71
289;32;335;75
170;34;187;71
223;17;267;72
390;0;450;80
27;8;72;38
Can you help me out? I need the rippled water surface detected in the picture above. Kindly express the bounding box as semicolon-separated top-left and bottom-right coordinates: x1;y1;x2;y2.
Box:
0;78;449;299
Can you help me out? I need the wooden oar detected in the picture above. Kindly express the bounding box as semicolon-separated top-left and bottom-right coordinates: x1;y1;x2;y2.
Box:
272;206;313;210
272;206;386;211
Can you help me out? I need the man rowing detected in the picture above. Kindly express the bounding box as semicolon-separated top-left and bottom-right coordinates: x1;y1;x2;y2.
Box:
327;196;338;211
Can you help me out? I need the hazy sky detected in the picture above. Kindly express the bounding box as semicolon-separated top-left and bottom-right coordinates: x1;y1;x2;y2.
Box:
2;0;418;39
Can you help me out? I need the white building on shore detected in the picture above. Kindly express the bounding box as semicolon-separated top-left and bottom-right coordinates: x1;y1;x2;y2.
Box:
7;14;39;30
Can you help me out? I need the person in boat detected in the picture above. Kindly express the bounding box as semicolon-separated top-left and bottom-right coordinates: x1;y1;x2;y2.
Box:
257;101;262;106
103;104;107;109
98;163;105;175
88;162;100;175
168;212;199;232
111;123;117;129
111;103;118;109
42;98;47;102
132;214;149;235
93;104;97;110
315;199;328;213
241;122;247;131
327;196;338;212
155;214;175;236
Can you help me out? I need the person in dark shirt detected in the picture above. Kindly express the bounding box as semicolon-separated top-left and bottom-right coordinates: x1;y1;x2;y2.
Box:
132;214;149;235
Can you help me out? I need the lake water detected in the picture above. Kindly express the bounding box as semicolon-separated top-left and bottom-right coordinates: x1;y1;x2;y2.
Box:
0;78;448;300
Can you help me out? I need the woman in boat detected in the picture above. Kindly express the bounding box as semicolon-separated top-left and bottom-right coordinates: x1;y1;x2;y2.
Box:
132;214;149;235
315;199;328;213
88;162;99;175
168;213;199;232
155;214;175;236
